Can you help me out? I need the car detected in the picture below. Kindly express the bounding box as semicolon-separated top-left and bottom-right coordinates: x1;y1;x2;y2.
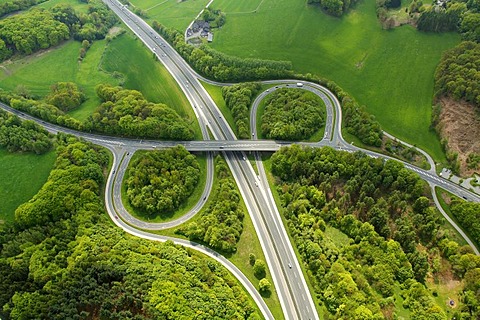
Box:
127;152;130;155
114;215;119;219
203;197;206;201
266;89;270;92
153;47;156;51
275;86;279;88
219;146;224;149
288;263;292;269
112;170;115;174
243;156;246;161
252;132;255;136
296;82;304;87
254;181;258;187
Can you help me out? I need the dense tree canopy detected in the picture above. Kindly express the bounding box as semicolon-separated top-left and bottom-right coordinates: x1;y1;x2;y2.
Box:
450;200;480;245
0;137;260;319
0;110;52;154
222;82;261;139
126;146;200;217
0;0;48;18
86;85;194;140
307;0;359;17
177;156;245;253
270;145;475;318
0;1;116;62
261;88;325;140
416;0;480;41
0;89;84;131
0;8;69;59
45;82;85;111
152;22;293;82
435;41;480;107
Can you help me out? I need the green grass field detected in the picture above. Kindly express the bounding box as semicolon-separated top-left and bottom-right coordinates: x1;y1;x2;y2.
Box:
101;32;200;136
0;30;201;136
0;149;56;223
208;0;459;161
129;0;210;30
0;39;117;121
130;0;448;161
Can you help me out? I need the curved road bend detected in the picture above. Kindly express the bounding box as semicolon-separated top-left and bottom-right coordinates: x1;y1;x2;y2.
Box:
104;146;275;319
104;1;319;318
1;2;479;319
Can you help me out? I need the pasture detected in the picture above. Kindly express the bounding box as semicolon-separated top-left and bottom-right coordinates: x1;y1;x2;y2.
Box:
209;0;459;160
135;0;459;160
129;0;210;30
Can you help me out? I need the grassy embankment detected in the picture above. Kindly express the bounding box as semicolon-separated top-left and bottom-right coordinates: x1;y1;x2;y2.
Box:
0;149;56;223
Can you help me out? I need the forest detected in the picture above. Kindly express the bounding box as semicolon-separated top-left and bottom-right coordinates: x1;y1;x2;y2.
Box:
177;156;245;253
126;146;200;217
261;88;325;141
0;0;116;62
0;135;260;319
416;0;480;41
435;41;480;108
270;145;480;319
45;82;85;112
221;82;261;139
0;109;52;154
307;0;360;17
0;0;47;18
86;85;194;140
0;89;84;131
450;200;480;246
152;22;294;82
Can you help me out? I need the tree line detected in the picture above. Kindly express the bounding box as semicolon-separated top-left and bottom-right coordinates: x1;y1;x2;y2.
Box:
416;0;480;42
294;73;384;146
85;84;194;140
0;0;47;18
434;41;480;108
0;109;52;154
222;82;261;139
270;145;479;318
126;146;200;217
0;0;117;62
261;88;325;140
450;199;480;246
177;156;245;253
0;136;261;319
152;21;294;82
307;0;360;17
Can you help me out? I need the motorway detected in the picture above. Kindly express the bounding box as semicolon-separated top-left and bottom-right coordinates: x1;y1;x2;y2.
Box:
1;1;479;319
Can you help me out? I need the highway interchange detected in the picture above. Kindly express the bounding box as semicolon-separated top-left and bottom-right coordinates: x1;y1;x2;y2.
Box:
1;1;479;318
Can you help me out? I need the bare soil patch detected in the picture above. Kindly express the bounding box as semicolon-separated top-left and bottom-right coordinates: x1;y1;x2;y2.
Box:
437;96;480;176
